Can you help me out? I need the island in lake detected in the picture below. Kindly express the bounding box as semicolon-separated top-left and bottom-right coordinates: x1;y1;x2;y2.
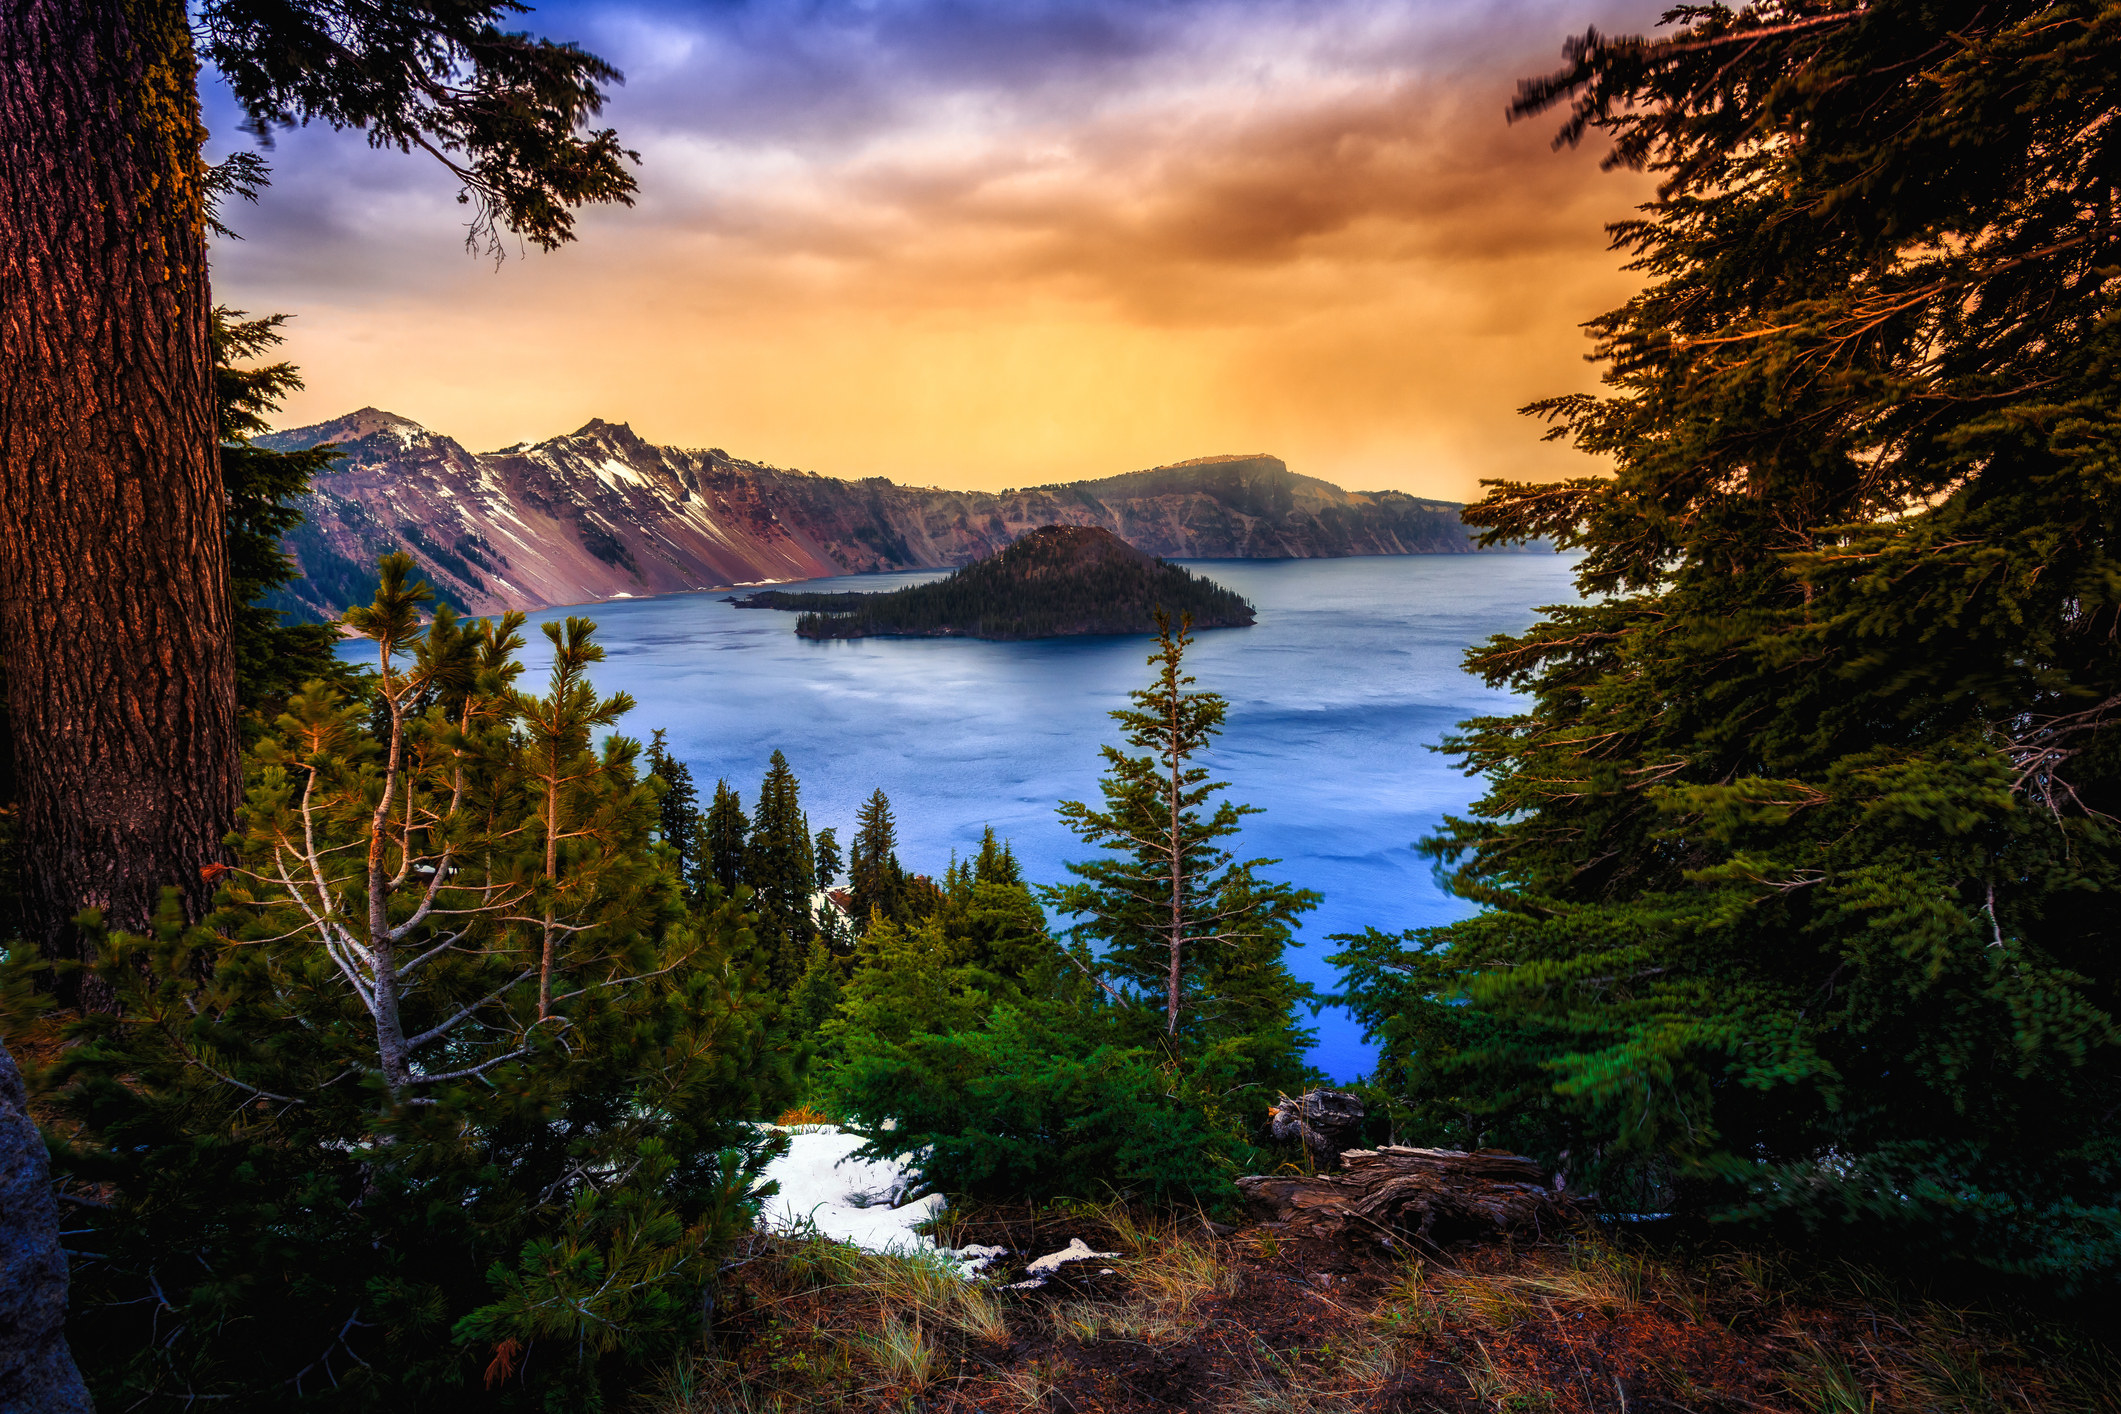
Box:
729;525;1256;640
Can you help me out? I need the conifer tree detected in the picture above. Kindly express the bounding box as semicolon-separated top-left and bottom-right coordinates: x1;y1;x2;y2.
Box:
814;826;843;890
973;826;1022;888
934;827;1050;980
821;816;1310;1204
703;779;750;896
848;788;908;931
745;750;816;988
1;0;639;962
10;557;783;1407
213;301;349;727
515;618;641;1018
810;827;855;954
1046;613;1317;1038
1333;0;2121;1284
788;939;845;1038
644;728;703;891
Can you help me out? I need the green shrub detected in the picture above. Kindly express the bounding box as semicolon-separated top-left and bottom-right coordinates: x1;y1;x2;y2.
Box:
12;560;786;1409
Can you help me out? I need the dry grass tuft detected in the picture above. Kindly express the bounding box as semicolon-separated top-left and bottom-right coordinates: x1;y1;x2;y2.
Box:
1227;1374;1354;1414
645;1350;787;1414
857;1311;940;1393
1775;1296;2121;1414
1783;1333;1871;1414
834;1246;1009;1344
988;1359;1062;1410
1045;1294;1185;1346
1129;1231;1236;1315
1329;1332;1404;1393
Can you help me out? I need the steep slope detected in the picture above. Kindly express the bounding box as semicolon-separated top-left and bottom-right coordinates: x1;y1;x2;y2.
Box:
259;411;1490;618
736;525;1255;640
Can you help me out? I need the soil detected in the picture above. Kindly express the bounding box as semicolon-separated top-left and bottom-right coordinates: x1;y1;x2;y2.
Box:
699;1203;2109;1414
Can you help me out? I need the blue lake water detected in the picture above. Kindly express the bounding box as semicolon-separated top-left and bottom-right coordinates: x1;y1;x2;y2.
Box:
348;552;1580;1080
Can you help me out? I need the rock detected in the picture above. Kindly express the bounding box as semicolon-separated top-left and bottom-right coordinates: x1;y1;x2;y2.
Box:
1268;1089;1367;1171
0;1039;92;1412
1236;1145;1570;1246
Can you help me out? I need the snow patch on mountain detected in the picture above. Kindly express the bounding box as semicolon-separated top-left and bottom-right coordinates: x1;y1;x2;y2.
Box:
257;409;1492;622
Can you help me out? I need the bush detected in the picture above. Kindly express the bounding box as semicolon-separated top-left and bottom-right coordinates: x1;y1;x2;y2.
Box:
10;560;787;1409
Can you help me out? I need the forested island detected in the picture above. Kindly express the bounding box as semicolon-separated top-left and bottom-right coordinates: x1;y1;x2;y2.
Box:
730;524;1255;639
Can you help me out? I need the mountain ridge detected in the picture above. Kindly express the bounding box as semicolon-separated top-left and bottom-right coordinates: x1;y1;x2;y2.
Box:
258;411;1510;620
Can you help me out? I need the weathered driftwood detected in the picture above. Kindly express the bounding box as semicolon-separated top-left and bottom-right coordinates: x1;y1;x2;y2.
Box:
1236;1146;1569;1245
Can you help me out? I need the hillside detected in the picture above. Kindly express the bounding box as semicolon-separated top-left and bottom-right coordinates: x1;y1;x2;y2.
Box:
256;410;1497;618
735;525;1254;639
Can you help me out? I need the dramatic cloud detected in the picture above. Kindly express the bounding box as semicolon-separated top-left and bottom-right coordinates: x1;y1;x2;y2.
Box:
204;0;1669;498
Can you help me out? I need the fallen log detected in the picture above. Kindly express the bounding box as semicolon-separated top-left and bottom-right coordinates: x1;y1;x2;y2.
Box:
1235;1146;1570;1245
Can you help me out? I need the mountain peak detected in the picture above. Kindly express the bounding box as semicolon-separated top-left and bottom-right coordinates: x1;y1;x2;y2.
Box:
1163;453;1284;471
260;407;431;451
1004;524;1153;568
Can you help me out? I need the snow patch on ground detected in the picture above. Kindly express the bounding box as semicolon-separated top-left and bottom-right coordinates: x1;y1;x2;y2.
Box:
755;1126;1001;1276
1004;1238;1120;1290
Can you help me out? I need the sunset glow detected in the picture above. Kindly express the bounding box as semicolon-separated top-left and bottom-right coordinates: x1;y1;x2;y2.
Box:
205;0;1665;499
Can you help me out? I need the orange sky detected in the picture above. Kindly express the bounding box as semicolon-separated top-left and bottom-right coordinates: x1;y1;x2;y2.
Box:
206;0;1666;501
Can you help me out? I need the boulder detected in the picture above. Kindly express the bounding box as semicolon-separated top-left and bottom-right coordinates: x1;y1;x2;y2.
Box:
0;1039;91;1412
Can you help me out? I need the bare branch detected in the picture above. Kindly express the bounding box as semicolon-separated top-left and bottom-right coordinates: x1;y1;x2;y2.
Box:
403;969;537;1052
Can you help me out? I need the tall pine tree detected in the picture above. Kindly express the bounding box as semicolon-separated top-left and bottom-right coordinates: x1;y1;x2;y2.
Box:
1045;613;1317;1039
848;788;908;932
745;750;815;989
512;617;639;1018
213;301;348;727
644;729;703;894
1336;0;2121;1286
16;560;783;1408
703;779;749;896
813;826;843;891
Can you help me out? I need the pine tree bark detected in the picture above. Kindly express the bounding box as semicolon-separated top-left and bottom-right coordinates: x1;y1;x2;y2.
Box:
0;0;238;965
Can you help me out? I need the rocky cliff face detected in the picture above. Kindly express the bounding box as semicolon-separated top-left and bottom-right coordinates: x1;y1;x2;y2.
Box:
259;410;1488;618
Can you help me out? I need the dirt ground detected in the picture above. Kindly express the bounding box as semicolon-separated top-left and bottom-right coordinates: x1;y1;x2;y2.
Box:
657;1202;2117;1414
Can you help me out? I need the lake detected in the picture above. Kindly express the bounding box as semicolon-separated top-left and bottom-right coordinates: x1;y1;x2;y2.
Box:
353;552;1580;1080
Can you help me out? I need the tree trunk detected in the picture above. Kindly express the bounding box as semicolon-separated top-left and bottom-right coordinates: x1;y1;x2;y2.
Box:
0;0;237;968
1165;678;1182;1037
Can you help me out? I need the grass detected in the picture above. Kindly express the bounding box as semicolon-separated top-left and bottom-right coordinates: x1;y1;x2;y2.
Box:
643;1209;2121;1414
993;1360;1062;1410
1227;1376;1352;1414
857;1313;938;1393
641;1233;1018;1413
1129;1227;1236;1315
1772;1295;2121;1414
